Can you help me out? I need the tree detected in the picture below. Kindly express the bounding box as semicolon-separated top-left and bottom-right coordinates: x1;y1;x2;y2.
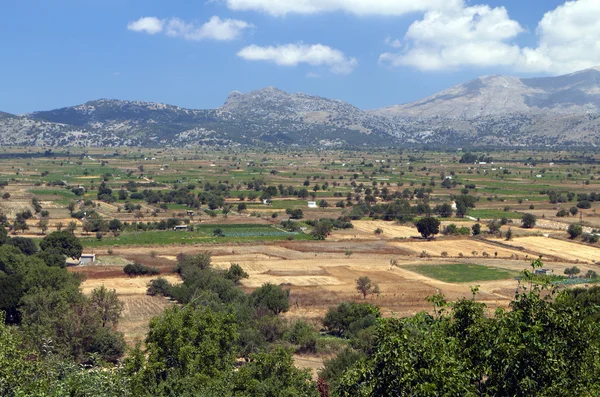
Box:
232;348;318;396
66;221;77;235
2;192;10;200
337;278;600;397
355;276;380;299
8;237;38;255
286;208;304;220
312;221;333;240
12;215;28;234
586;270;598;279
31;197;42;213
224;263;249;284
415;217;441;239
40;231;83;259
323;301;380;337
521;213;537;229
564;266;581;278
505;228;513;241
471;223;482;236
89;286;124;328
141;305;238;391
108;219;123;235
250;283;290;315
567;223;583;239
435;203;453;218
37;219;49;235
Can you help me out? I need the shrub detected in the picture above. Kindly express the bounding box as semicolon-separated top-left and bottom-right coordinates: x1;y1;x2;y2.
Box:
567;223;583;239
582;233;599;244
147;277;172;296
124;263;160;276
521;213;537;229
286;320;317;354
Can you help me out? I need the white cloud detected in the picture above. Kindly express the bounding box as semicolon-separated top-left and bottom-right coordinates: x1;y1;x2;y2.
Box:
127;16;253;41
380;5;524;70
223;0;464;16
518;0;600;74
380;0;600;75
127;17;164;35
237;43;357;74
384;36;402;49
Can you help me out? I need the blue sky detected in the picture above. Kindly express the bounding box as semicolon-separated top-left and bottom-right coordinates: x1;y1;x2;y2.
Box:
1;0;597;114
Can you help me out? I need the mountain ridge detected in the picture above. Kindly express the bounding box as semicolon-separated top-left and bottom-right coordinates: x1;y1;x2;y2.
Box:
2;67;600;147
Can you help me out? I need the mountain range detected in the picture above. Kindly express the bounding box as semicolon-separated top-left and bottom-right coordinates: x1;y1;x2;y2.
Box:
3;67;600;148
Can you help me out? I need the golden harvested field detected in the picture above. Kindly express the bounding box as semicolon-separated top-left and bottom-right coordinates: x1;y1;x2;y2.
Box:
503;237;600;264
394;239;526;258
348;220;418;238
80;274;182;295
79;274;181;345
118;295;175;344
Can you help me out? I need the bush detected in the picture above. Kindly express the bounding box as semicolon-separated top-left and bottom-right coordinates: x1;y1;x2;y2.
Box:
521;213;537;229
250;283;290;315
147;277;172;296
124;263;159;276
582;233;599;244
286;320;317;354
323;301;380;338
567;223;584;239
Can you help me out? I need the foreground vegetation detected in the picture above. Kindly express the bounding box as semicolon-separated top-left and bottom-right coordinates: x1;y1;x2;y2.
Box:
3;225;600;396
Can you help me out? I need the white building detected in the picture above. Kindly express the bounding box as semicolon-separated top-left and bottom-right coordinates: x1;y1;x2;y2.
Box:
79;254;96;265
308;201;318;208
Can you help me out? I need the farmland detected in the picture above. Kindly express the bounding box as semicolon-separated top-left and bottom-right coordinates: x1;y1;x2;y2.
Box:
403;264;519;283
1;146;600;376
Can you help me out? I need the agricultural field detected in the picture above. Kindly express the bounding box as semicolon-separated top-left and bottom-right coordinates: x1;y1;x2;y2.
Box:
403;264;519;283
1;147;600;369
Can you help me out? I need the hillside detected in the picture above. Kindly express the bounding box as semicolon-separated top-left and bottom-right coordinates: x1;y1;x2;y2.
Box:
1;67;600;147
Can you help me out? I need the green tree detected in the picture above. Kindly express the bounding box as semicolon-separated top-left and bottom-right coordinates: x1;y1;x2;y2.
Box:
250;283;290;315
564;266;581;278
232;348;318;396
40;231;83;259
355;276;380;300
140;306;238;393
415;217;441;239
567;223;583;239
323;301;380;338
435;203;453;218
521;213;537;229
89;286;124;328
37;219;49;235
312;221;333;240
224;263;249;284
471;223;481;236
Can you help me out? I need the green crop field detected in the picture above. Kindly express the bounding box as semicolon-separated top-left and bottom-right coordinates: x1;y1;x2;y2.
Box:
404;264;519;283
81;224;311;247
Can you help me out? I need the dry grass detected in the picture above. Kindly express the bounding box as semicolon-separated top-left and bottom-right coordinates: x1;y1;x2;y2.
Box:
503;236;600;264
394;239;526;258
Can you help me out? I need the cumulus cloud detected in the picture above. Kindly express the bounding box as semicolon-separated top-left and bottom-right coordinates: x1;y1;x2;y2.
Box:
127;16;253;41
519;0;600;74
237;43;357;74
127;17;164;35
380;0;600;75
380;5;524;70
223;0;464;16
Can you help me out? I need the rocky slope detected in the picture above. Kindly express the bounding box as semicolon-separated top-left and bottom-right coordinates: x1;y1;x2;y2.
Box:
2;67;600;147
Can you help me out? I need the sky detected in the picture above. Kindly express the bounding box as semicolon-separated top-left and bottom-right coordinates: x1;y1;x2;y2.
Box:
1;0;599;114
